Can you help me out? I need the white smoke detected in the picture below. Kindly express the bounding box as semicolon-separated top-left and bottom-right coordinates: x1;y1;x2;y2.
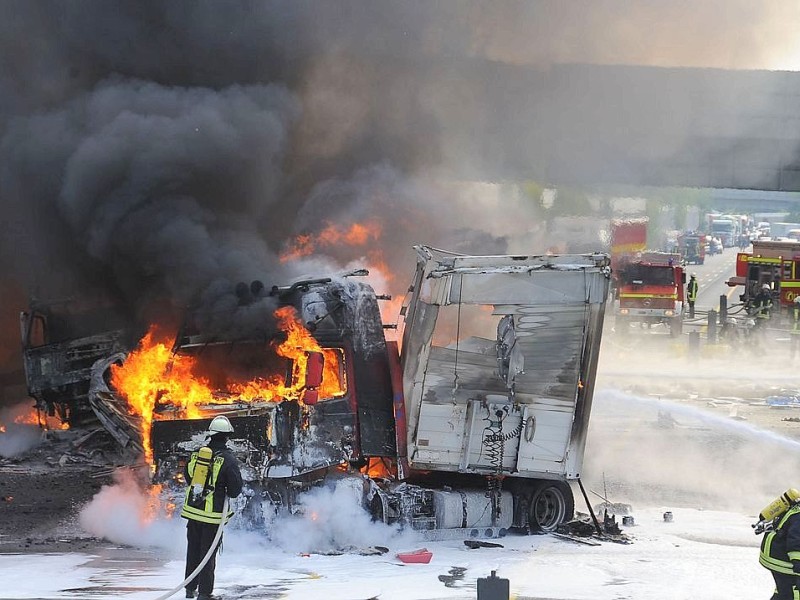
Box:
0;424;42;458
78;469;184;554
78;471;417;556
268;479;417;554
584;382;800;514
0;402;46;458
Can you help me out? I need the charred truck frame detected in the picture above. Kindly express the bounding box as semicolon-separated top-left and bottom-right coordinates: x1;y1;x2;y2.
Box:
20;298;134;427
92;247;611;536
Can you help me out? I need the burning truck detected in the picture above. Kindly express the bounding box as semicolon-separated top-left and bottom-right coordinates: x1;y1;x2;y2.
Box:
30;246;612;536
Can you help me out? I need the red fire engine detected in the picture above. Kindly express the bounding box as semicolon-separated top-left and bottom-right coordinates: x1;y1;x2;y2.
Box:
610;218;686;336
615;252;686;336
728;239;800;311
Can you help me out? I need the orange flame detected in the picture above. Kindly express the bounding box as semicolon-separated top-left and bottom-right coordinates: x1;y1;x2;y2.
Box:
141;483;165;525
5;409;69;431
361;457;395;479
111;307;345;464
280;221;382;262
13;411;42;426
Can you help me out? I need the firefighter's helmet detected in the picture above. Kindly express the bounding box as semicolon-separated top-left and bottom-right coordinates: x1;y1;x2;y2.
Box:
691;273;697;278
794;296;800;305
763;284;771;291
208;415;234;435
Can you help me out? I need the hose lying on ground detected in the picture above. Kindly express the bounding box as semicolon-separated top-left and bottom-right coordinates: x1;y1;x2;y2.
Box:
151;496;230;600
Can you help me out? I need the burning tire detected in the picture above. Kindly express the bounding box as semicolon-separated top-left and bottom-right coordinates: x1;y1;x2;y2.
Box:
527;481;574;533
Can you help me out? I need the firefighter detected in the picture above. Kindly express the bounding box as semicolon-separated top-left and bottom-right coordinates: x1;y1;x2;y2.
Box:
792;296;800;359
753;284;774;329
181;415;243;600
687;273;698;319
760;497;800;599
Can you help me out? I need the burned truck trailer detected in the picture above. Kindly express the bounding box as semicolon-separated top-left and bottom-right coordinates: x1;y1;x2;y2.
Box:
145;247;611;535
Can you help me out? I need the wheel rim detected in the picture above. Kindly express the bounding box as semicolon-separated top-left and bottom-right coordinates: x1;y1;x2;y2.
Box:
530;486;566;531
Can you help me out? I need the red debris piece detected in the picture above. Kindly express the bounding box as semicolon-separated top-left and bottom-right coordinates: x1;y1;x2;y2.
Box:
396;548;433;564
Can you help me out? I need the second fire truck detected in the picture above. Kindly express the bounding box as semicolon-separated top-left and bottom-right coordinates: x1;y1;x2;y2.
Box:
615;252;686;336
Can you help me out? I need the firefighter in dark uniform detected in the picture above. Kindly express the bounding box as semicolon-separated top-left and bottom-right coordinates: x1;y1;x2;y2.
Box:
760;500;800;599
753;284;774;329
687;273;699;319
792;296;800;359
181;416;243;600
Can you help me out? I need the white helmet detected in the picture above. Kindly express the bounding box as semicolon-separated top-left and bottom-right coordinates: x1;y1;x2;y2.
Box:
794;296;800;305
762;284;771;291
691;273;697;278
208;415;234;435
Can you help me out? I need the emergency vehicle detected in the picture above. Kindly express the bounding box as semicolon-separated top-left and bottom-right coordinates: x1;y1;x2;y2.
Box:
615;252;686;336
728;239;800;311
678;232;706;265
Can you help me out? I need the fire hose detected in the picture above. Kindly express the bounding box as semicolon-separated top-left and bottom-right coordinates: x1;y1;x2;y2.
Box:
151;496;230;600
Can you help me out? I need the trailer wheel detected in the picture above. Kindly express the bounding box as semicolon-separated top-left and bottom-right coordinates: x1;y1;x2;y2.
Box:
528;481;574;533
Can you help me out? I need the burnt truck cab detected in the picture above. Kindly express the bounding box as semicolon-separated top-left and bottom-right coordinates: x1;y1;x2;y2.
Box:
20;298;133;425
150;275;397;514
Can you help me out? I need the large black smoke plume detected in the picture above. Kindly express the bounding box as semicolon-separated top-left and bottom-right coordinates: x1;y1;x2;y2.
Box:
0;1;798;381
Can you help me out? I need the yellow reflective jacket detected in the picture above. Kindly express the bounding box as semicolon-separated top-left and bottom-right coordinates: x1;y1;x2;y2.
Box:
180;449;235;525
687;279;698;302
760;504;800;574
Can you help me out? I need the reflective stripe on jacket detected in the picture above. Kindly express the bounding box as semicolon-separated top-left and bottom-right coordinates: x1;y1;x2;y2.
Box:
687;279;698;302
180;450;234;524
793;306;800;334
760;504;800;574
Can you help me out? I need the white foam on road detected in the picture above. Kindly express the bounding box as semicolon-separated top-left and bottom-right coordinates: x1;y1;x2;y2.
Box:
0;507;773;600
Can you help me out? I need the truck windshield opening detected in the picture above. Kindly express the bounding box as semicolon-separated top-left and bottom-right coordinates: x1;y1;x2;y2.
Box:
622;265;675;286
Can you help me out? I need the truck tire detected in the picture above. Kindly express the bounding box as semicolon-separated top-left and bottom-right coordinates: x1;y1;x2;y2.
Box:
528;481;574;533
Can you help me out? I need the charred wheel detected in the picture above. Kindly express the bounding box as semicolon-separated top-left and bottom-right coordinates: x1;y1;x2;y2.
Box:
527;480;574;533
369;492;387;524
